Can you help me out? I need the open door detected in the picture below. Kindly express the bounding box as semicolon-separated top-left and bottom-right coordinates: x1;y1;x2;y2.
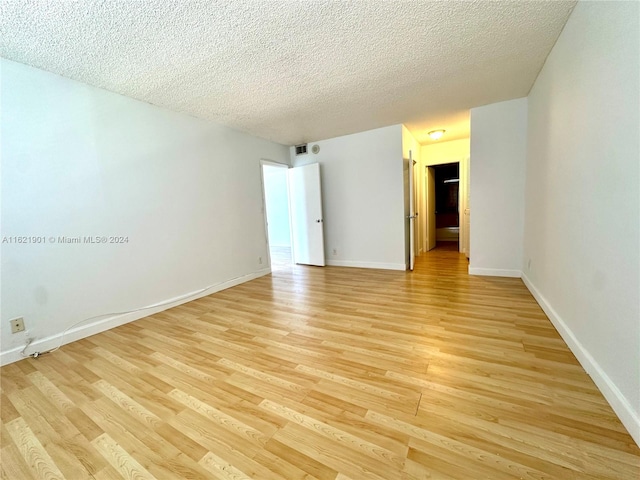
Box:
463;156;470;258
288;163;325;266
425;166;436;251
408;151;417;270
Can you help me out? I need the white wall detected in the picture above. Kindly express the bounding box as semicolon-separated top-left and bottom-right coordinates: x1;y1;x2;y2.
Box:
421;138;469;166
262;165;291;247
290;125;406;270
0;59;290;364
469;98;527;277
523;1;639;444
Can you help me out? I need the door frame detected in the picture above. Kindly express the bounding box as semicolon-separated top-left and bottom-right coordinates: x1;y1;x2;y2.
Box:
425;165;436;252
423;158;468;254
259;159;293;268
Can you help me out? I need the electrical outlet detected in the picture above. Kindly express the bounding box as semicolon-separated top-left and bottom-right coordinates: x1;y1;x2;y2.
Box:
332;248;338;256
10;317;25;334
527;259;532;271
258;256;263;264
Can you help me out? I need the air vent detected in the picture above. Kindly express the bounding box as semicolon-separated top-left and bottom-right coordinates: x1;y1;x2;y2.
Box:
295;144;308;155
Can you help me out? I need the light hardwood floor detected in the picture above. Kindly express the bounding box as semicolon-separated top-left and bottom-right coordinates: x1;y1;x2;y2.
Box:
269;246;292;271
2;247;639;479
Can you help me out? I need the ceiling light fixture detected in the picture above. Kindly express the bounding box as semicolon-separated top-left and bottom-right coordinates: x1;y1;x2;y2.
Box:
428;129;445;140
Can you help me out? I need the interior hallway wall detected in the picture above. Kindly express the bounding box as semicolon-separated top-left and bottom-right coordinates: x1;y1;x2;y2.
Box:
469;98;527;277
421;138;470;167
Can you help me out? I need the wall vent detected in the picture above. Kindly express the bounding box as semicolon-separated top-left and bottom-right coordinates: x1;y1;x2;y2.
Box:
295;144;308;155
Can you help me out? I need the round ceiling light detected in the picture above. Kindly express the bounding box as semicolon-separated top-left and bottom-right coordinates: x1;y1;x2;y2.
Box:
427;129;445;140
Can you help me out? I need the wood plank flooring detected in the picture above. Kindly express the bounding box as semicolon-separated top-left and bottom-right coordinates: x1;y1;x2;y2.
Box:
2;247;639;479
269;246;292;271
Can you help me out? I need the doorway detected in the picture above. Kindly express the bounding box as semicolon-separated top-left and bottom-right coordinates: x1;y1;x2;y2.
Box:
261;163;293;270
425;162;465;252
434;163;460;249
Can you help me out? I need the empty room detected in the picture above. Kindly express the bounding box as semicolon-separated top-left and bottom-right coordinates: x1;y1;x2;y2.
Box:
1;1;639;479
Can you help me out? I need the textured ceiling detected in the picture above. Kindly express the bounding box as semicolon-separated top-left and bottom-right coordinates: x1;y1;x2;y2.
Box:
0;1;576;146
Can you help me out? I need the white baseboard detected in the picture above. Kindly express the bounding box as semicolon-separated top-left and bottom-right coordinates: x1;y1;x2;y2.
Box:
326;260;406;271
521;272;640;447
0;268;271;367
468;267;521;278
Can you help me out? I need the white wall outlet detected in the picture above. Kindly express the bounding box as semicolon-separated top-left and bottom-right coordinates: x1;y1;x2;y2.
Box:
332;248;338;256
258;256;263;264
527;258;532;271
10;317;25;334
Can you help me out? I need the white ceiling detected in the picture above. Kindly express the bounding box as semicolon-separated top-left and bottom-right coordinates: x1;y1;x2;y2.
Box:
0;1;576;146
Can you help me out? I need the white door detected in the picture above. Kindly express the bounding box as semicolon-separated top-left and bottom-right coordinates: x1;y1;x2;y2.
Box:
408;152;416;270
288;163;325;266
463;156;470;258
426;166;436;251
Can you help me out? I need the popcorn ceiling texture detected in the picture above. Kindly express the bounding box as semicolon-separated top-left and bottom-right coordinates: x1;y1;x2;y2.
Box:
0;0;575;145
